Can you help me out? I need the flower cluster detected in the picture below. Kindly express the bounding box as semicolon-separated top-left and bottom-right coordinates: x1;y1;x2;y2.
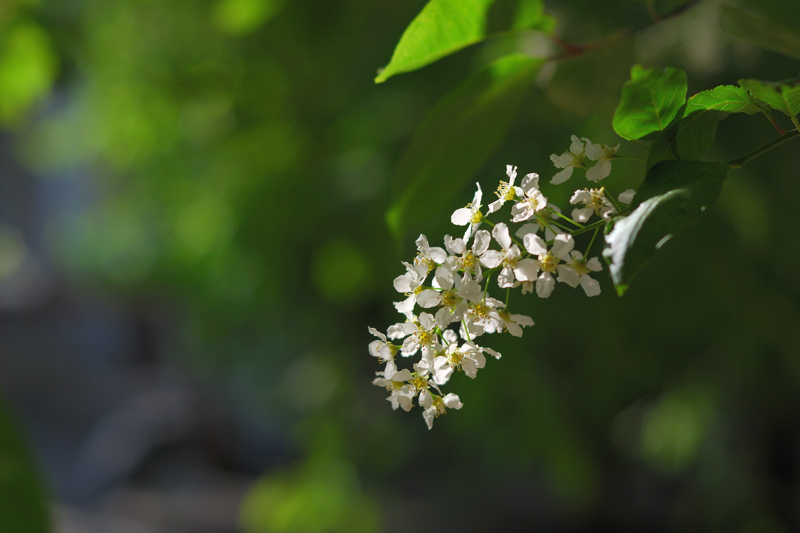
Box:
369;137;634;429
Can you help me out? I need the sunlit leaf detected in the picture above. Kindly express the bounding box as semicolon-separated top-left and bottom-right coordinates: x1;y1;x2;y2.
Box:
385;55;540;239
612;66;687;141
721;3;800;61
212;0;285;35
375;0;495;83
0;21;58;124
739;78;800;129
603;161;726;295
0;399;51;533
513;0;555;32
647;86;769;166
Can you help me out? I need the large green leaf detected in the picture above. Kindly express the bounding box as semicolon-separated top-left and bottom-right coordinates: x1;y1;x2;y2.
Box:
513;0;555;32
603;161;727;295
721;3;800;61
648;86;770;166
386;55;540;238
0;399;51;533
612;66;687;141
739;78;800;129
375;0;495;83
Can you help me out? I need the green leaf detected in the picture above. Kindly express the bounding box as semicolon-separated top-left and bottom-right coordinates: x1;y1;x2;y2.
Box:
513;0;556;32
0;398;51;533
721;3;800;61
603;161;726;295
739;78;800;129
648;86;770;167
612;65;687;141
375;0;495;83
684;85;768;116
386;55;540;238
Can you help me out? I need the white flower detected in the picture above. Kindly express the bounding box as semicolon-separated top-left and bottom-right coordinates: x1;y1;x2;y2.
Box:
414;234;447;272
368;327;397;362
392;262;428;318
399;312;442;357
556;250;603;297
488;165;518;214
372;362;414;412
444;229;491;281
550;135;585;185
493;310;534;337
618;189;636;204
463;296;505;336
451;183;483;241
419;390;463;430
416;272;482;326
510;173;548;223
569;187;617;223
479;223;538;288
523;233;575;298
584;139;619;182
439;341;487;379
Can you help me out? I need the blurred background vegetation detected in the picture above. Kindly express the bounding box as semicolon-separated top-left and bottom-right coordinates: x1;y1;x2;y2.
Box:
1;0;799;531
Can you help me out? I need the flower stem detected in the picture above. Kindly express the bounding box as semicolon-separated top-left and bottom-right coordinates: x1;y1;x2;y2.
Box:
727;129;800;169
549;209;584;229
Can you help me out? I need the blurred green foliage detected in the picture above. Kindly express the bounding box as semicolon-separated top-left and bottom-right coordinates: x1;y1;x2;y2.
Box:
2;0;800;530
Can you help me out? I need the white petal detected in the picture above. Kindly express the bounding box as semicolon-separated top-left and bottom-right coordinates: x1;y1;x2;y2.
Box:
451;207;472;226
523;233;547;255
586;257;603;271
510;203;533;223
497;267;516;288
472;229;491;255
536;272;555;298
492;223;512;250
416;289;441;308
556;264;580;287
393;295;416;316
506;321;523;337
511;314;534;327
419;312;435;330
618;189;636;204
570;189;591;205
462;358;479;378
393;274;413;293
419;390;432;409
480;250;503;269
583;140;604;161
586;159;611;181
550;166;573;185
487;199;503;214
506;164;517;180
457;279;482;303
472;182;483;208
429;246;447;264
482;347;501;359
368;327;387;342
434;266;454;290
435;307;452;330
552;233;575;259
515;223;539;239
550;152;573;168
443;393;463;409
392;369;412;382
513;258;539;281
569;135;584;155
520;173;540;192
445;235;466;255
580;274;601;296
572;207;593;223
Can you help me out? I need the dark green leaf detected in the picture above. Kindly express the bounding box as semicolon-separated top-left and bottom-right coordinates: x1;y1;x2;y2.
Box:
375;0;495;83
739;78;800;129
386;55;540;238
613;66;688;141
649;86;771;166
721;3;800;61
603;161;727;295
0;399;51;533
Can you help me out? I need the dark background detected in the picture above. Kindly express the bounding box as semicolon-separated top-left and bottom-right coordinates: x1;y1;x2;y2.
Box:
1;0;800;531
